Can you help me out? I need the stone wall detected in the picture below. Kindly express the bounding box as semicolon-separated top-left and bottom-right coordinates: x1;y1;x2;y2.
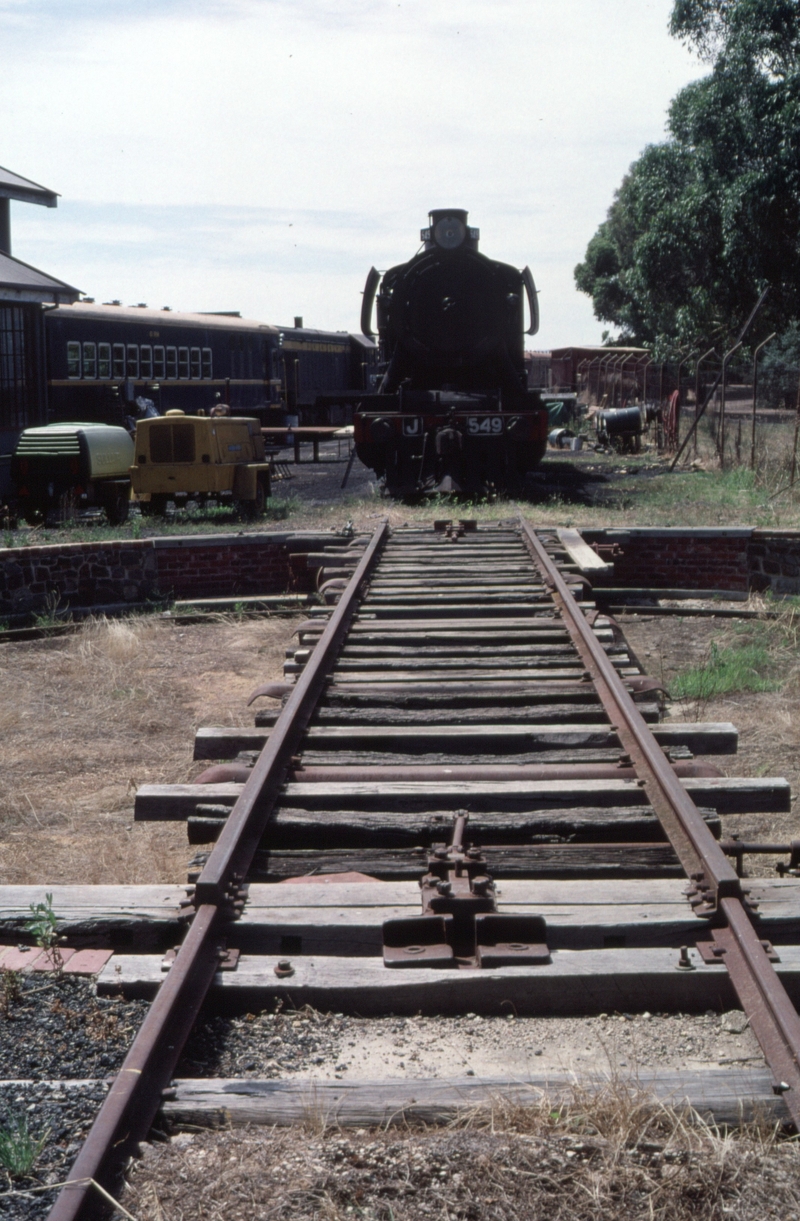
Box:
0;532;335;623
747;531;800;594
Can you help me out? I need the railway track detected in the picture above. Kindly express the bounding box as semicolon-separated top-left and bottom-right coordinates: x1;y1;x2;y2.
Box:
11;518;800;1218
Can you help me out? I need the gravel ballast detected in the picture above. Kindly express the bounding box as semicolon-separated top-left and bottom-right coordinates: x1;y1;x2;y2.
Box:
0;974;148;1218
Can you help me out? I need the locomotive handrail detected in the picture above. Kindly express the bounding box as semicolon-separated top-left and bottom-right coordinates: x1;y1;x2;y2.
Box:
361;266;381;338
522;266;539;336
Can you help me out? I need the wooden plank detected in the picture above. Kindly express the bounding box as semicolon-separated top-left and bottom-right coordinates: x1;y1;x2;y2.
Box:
347;618;588;632
557;528;614;576
135;776;790;820
185;803;722;847
97;944;800;1015
294;748;691;767
301;723;737;754
281;778;789;815
329;659;615;678
0;885;185;946
339;643;592;657
234;876;800;908
191;844;691;882
195;727;272;759
224;896;800;955
325;669;601;683
163;1069;788;1128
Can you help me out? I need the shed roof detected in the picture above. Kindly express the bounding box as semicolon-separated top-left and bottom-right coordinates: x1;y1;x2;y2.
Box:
0;250;80;303
0;165;59;207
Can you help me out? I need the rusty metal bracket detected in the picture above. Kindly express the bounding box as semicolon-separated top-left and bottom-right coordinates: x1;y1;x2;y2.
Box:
247;682;294;705
383;813;550;969
697;935;779;965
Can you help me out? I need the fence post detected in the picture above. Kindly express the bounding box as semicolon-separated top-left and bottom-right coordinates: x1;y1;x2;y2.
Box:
750;333;776;470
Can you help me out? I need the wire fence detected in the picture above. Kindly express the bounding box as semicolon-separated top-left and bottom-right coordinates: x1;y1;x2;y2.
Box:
575;346;800;492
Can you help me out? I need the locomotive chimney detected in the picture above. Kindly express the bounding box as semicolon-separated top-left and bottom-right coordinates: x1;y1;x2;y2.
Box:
294;316;303;329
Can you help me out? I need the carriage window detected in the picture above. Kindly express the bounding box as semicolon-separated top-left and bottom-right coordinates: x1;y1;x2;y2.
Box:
202;347;212;378
82;342;96;379
112;343;125;379
140;345;153;379
153;346;166;379
190;347;201;379
178;347;190;379
98;343;111;379
67;342;81;378
126;345;139;379
166;347;177;379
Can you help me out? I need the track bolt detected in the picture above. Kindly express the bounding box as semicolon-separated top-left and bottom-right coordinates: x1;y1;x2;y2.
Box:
676;946;695;972
773;1081;791;1095
436;881;453;897
274;959;295;977
471;876;493;896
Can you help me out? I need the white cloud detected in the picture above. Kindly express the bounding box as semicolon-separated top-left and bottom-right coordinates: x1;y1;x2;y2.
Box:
2;0;704;346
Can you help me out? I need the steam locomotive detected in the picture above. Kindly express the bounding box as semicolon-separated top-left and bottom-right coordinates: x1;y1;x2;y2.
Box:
347;210;548;496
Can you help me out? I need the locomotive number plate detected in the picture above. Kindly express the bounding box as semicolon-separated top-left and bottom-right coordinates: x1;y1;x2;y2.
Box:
402;417;423;437
466;416;503;435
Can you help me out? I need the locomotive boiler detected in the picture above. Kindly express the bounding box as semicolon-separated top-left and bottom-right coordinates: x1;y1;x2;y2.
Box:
352;210;548;496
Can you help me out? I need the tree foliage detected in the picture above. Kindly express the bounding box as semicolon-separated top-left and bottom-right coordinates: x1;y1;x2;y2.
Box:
575;0;800;354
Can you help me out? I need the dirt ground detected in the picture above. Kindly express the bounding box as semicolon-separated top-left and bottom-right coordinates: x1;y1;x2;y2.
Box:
0;614;297;885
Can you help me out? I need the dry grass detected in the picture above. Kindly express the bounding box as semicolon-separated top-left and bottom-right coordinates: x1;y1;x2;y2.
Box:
0;613;297;885
123;1086;800;1220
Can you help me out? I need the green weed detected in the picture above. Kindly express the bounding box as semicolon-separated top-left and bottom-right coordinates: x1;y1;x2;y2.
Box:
32;591;65;628
0;1114;49;1178
673;640;779;701
25;892;63;974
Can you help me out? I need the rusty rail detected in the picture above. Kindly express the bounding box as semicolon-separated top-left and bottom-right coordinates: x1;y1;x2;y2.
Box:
48;522;389;1221
520;516;800;1120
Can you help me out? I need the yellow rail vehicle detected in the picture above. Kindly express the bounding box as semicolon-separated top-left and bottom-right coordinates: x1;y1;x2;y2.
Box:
131;411;271;517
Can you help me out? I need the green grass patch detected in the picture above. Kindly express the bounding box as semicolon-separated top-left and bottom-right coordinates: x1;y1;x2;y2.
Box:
0;1113;49;1178
672;640;780;700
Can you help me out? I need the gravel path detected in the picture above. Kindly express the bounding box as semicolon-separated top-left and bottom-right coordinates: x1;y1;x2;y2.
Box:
0;975;148;1218
178;1003;763;1081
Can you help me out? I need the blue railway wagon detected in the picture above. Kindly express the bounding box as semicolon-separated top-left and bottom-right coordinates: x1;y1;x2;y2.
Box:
277;326;378;424
44;303;283;425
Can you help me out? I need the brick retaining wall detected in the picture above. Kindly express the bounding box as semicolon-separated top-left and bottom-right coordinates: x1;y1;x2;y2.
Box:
0;532;335;623
3;526;800;624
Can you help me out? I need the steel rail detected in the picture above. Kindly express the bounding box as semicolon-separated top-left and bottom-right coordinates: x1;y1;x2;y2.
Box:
520;517;800;1122
49;521;390;1221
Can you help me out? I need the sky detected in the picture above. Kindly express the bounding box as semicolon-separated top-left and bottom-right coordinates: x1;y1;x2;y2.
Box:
1;0;706;349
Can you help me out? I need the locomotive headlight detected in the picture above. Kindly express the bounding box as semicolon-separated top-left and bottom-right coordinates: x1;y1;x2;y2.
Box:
434;216;466;249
